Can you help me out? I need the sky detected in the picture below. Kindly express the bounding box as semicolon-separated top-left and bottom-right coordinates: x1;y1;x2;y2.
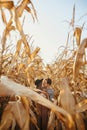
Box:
24;0;87;64
0;0;87;64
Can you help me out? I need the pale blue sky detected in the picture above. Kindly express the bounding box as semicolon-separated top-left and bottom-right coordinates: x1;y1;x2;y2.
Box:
24;0;87;64
0;0;87;64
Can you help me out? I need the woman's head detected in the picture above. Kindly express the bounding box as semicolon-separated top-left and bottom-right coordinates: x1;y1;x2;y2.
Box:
35;79;43;89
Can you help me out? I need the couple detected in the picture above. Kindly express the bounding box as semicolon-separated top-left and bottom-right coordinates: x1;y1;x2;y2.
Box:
35;78;54;102
34;78;54;130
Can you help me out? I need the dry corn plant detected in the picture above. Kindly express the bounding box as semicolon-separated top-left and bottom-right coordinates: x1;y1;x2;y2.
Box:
0;0;46;87
43;5;87;129
44;5;87;95
58;78;86;130
73;38;87;81
0;1;46;130
0;2;87;130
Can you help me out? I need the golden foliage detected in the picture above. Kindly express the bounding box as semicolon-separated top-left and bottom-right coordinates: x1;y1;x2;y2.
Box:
0;1;14;9
74;27;82;46
0;8;7;24
73;38;87;81
0;100;30;130
0;1;87;130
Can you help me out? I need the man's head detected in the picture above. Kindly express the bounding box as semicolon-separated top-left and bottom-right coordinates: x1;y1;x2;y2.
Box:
46;78;52;85
42;78;52;88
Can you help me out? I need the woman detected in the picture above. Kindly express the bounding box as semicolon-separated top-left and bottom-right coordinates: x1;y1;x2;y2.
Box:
34;79;49;130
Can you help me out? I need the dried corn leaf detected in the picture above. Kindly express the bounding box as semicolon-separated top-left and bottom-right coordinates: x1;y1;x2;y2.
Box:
30;47;40;60
15;17;31;57
0;8;7;24
0;101;30;130
22;0;38;22
74;27;82;46
47;100;57;130
0;82;15;97
75;99;87;113
0;104;16;130
73;38;87;81
17;63;25;73
21;96;30;112
7;25;15;33
15;39;22;57
0;1;14;9
16;0;29;17
1;19;14;51
59;78;76;114
25;5;36;22
75;113;85;130
70;4;75;27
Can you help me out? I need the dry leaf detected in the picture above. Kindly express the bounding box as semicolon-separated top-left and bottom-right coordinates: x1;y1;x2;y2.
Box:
74;27;82;46
59;78;76;114
73;38;87;80
16;0;29;17
0;1;14;9
0;8;7;24
30;47;40;60
75;99;87;113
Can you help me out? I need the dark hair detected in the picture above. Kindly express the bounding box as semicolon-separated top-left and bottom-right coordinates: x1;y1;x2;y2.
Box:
35;79;43;89
46;78;52;85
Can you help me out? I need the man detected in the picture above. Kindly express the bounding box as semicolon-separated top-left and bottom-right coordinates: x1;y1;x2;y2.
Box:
42;78;54;102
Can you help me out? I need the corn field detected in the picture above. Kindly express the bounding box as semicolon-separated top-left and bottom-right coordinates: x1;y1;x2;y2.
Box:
0;1;87;130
